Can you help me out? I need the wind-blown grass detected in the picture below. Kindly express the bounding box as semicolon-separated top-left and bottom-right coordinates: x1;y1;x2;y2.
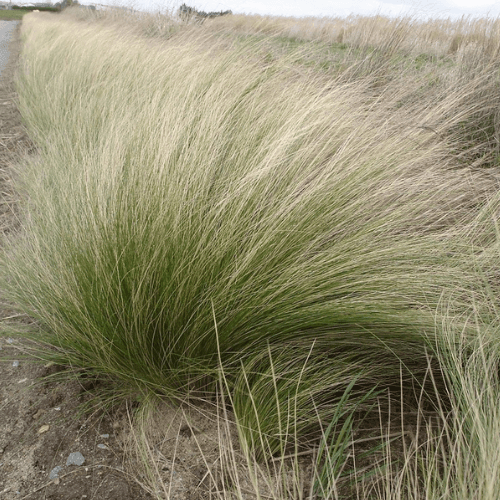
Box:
2;10;500;495
7;13;471;385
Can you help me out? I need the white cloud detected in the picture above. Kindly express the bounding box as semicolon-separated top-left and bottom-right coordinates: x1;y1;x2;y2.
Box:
448;0;499;7
441;0;500;16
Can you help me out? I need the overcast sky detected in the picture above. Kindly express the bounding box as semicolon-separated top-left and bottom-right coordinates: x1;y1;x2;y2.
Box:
97;0;500;20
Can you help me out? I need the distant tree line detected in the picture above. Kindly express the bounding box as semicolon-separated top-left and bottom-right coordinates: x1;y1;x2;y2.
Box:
12;0;80;11
11;3;59;10
178;3;232;20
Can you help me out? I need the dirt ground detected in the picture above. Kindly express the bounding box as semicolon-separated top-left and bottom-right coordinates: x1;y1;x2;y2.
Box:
0;22;227;500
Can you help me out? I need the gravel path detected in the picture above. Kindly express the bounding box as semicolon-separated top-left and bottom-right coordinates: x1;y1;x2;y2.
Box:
0;22;19;77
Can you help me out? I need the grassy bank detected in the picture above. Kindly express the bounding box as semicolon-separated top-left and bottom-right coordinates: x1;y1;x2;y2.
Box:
0;6;59;20
0;9;29;20
2;8;500;499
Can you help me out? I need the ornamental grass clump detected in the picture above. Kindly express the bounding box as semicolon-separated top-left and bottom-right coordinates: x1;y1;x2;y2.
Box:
2;11;494;467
